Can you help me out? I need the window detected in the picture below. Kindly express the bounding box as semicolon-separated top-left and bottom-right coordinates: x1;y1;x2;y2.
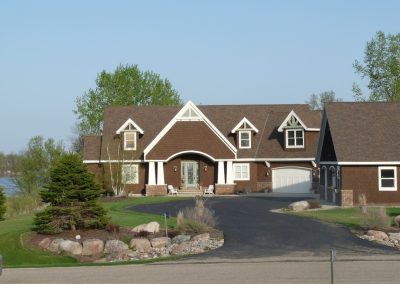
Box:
124;131;136;150
239;131;251;149
286;129;304;148
379;166;397;191
122;164;139;184
233;163;250;180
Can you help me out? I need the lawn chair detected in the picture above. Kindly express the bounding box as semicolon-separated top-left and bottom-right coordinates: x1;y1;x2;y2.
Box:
167;185;178;196
203;185;215;196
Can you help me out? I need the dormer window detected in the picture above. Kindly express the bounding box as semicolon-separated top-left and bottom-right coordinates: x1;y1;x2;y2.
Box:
124;132;136;150
231;117;259;150
116;118;144;151
239;131;251;149
286;129;304;148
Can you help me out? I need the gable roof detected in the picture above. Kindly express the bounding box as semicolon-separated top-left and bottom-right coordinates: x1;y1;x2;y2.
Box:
84;103;322;162
231;117;259;133
115;118;144;134
318;102;400;163
277;110;320;132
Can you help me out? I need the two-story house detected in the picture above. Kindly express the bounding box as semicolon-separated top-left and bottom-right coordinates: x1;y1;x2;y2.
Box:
83;101;321;195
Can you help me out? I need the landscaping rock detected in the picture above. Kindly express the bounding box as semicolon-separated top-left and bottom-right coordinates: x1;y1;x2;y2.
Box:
131;224;147;233
388;232;400;241
150;237;170;248
130;238;151;251
367;230;389;241
172;234;191;244
38;237;52;249
171;242;192;255
192;233;210;242
288;201;309;212
104;240;129;254
132;222;160;233
144;221;160;233
82;239;104;256
47;238;64;254
59;240;83;255
394;215;400;227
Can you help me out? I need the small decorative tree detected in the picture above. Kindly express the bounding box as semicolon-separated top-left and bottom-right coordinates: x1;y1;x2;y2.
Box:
33;153;109;234
0;186;6;221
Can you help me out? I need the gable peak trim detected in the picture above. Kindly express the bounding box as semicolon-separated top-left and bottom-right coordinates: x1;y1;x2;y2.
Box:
116;118;144;134
143;101;237;159
231;117;259;133
277;110;319;132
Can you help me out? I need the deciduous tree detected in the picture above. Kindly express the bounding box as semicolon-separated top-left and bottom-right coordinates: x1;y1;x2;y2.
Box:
353;31;400;102
306;91;342;110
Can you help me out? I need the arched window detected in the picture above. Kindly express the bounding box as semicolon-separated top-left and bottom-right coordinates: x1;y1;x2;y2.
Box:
329;166;336;188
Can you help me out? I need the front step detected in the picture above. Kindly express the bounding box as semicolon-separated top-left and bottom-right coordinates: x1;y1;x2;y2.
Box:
177;189;203;196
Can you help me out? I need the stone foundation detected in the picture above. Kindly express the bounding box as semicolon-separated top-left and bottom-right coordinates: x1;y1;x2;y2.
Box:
312;182;320;194
256;181;272;192
145;184;168;196
341;189;353;208
215;184;236;195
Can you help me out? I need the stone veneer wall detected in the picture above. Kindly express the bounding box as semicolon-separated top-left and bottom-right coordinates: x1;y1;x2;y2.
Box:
215;184;235;195
145;185;168;196
256;181;272;192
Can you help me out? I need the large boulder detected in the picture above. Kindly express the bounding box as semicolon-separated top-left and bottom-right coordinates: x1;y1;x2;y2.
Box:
47;238;64;254
144;221;160;233
104;240;129;254
172;235;191;244
192;233;210;242
367;230;389;241
38;237;52;249
132;222;160;233
130;238;152;251
171;242;192;255
394;215;400;227
288;201;310;212
150;237;170;248
59;240;83;255
82;239;104;256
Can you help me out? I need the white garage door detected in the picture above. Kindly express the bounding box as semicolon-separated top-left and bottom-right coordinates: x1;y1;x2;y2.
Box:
272;168;312;193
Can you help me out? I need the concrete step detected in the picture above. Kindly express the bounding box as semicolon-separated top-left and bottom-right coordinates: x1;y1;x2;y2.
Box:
177;190;204;196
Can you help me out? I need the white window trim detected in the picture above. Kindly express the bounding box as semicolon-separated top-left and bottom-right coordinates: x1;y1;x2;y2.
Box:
124;131;137;151
285;129;304;149
122;164;139;184
239;131;251;149
233;163;250;181
379;166;397;191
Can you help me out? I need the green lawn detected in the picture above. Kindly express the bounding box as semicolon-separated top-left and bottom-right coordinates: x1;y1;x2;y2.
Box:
291;207;400;230
0;196;188;268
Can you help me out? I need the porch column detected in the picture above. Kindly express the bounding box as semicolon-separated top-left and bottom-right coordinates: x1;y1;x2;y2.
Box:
148;162;156;185
157;161;165;185
217;161;225;184
226;161;234;184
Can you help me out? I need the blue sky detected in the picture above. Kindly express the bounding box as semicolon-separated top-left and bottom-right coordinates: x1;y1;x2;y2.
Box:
1;0;399;153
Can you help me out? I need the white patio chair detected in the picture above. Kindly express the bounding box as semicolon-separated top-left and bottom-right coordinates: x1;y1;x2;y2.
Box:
203;185;215;195
167;185;178;196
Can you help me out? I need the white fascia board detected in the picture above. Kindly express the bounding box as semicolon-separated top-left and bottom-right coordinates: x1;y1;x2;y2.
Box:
319;161;400;165
116;118;144;134
215;157;316;162
277;110;319;132
231;117;259;133
143;101;237;159
83;160;144;164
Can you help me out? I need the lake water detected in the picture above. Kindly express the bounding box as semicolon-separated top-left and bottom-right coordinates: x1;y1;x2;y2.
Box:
0;177;18;196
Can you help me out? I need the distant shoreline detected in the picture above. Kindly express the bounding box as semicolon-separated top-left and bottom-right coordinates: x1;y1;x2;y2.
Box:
0;177;18;196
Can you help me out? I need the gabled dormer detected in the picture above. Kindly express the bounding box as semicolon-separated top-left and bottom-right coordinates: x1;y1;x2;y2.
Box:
116;118;144;151
231;117;259;149
278;110;309;149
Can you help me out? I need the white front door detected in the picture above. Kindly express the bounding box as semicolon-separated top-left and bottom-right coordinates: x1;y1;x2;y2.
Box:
272;167;312;193
181;161;199;189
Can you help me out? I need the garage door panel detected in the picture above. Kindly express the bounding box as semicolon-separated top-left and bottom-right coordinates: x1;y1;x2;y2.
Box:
272;168;311;193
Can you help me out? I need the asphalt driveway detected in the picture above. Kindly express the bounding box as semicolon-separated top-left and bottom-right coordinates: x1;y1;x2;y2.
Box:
131;195;399;259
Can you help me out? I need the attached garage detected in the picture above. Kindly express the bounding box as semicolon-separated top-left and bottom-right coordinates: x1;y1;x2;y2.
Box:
272;167;312;193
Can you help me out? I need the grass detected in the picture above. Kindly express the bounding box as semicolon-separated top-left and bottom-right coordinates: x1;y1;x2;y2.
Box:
290;206;400;230
0;196;188;268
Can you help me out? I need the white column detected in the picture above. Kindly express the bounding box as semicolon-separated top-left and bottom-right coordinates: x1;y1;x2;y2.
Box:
157;161;165;185
226;161;233;184
148;162;156;185
217;161;225;184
